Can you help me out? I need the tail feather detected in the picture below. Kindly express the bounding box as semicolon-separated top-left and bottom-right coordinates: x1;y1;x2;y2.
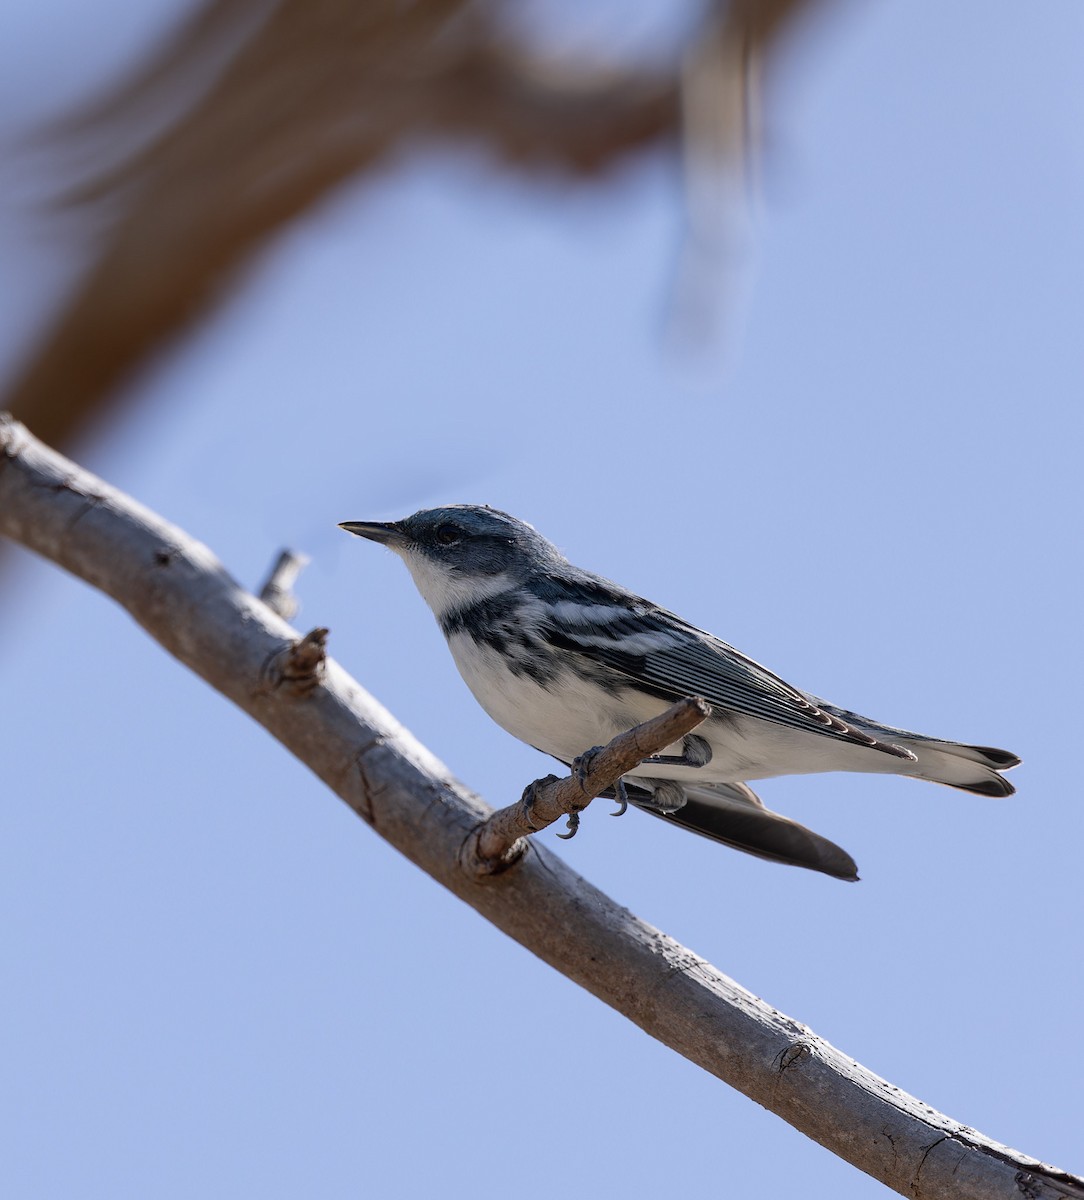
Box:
631;780;859;882
896;739;1017;797
929;742;1021;770
814;702;1020;798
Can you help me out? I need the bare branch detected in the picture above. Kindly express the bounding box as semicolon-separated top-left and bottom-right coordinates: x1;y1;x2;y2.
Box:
1;414;1080;1200
258;547;310;619
463;697;711;875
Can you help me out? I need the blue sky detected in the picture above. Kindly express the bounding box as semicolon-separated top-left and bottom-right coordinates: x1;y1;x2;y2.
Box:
2;2;1082;1196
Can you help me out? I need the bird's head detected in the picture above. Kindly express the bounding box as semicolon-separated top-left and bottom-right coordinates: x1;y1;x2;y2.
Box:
339;504;562;618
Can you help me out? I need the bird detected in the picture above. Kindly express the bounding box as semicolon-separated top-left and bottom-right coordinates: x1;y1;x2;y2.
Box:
340;504;1019;880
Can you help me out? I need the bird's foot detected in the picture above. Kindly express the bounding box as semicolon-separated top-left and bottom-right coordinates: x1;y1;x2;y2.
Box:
642;733;713;770
572;745;606;788
634;781;687;815
519;774;559;833
556;811;581;840
563;747;631;833
610;777;629;818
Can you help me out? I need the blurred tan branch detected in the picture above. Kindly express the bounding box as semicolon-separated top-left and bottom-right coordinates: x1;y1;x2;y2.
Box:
3;0;833;451
3;0;675;449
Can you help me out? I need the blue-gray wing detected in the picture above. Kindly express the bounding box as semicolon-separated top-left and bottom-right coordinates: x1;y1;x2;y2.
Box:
536;579;913;759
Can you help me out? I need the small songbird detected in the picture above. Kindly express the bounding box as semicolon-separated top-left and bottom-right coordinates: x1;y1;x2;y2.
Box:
340;505;1019;880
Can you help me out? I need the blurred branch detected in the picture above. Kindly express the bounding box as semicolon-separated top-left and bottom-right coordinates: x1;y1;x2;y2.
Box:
3;0;678;450
674;0;837;339
2;413;1081;1200
3;0;840;453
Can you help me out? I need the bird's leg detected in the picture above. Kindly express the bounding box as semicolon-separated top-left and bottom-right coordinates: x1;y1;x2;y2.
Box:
641;733;713;770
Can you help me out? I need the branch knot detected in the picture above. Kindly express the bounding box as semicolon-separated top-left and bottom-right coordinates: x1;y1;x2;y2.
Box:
261;627;328;696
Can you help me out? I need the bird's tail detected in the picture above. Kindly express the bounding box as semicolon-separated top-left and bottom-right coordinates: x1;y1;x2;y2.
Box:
892;738;1020;797
815;702;1021;797
630;779;859;882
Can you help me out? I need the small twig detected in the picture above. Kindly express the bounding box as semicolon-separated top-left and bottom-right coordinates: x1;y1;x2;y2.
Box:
461;697;712;877
261;627;328;697
258;549;310;619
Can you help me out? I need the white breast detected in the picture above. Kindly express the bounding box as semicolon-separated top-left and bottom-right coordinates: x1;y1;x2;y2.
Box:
447;631;637;763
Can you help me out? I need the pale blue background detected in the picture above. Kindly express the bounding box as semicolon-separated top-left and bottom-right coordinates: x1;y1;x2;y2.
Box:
2;2;1082;1197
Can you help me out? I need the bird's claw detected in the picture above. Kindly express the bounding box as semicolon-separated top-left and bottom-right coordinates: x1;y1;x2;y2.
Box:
520;775;559;832
610;777;629;818
556;812;581;840
572;745;605;788
562;747;628;835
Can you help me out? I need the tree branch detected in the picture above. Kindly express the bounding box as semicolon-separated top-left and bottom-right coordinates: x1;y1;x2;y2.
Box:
1;414;1079;1200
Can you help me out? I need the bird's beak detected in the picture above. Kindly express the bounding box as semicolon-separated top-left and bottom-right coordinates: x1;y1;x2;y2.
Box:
338;520;408;548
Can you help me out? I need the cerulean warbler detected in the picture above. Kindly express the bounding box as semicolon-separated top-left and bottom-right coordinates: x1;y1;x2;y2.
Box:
340;505;1018;880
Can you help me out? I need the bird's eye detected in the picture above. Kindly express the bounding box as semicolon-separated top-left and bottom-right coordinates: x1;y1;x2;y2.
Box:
434;523;462;546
